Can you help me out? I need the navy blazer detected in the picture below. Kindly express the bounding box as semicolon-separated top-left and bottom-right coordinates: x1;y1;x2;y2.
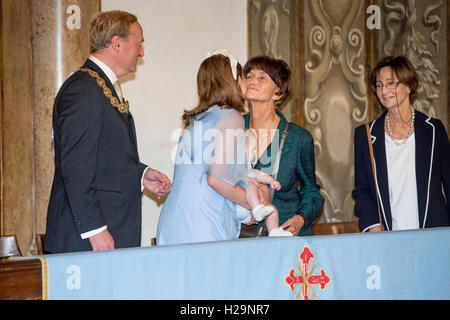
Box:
45;59;147;253
353;110;450;232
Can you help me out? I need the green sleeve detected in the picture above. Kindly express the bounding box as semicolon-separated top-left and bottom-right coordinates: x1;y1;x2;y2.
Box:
296;130;324;226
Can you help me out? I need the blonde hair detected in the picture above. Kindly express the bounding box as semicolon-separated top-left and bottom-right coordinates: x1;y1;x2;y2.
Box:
90;10;138;53
182;54;245;128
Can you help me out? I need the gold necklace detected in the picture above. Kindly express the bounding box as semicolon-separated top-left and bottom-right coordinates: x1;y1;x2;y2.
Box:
386;106;415;146
80;68;130;114
250;112;278;167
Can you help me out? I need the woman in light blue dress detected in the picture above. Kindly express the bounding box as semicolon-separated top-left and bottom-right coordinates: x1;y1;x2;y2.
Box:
156;51;252;245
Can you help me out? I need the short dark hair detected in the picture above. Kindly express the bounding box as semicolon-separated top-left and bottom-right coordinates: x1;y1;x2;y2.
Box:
370;56;419;103
243;55;291;107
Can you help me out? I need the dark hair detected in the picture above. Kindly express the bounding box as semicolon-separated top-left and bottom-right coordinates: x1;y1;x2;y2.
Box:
243;55;291;107
370;56;419;103
182;54;245;128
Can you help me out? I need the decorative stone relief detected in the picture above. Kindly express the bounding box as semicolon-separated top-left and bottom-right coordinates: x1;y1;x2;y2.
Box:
303;0;367;223
248;0;294;120
380;0;447;125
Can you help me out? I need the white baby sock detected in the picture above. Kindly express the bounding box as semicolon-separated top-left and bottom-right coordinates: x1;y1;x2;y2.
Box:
269;227;293;237
252;204;274;222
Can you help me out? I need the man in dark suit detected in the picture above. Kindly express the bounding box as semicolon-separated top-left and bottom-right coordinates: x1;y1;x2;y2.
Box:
45;11;171;253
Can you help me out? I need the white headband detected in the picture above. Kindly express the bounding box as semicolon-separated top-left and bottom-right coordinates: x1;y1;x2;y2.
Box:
206;49;238;80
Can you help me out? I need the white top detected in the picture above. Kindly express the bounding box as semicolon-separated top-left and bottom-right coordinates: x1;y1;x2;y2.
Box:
385;132;419;230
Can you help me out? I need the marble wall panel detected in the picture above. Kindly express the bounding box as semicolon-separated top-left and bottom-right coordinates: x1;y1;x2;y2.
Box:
31;0;100;245
248;0;296;121
1;0;35;254
303;0;367;223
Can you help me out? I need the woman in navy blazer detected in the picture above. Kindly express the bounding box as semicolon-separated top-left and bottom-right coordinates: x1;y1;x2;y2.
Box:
353;56;449;232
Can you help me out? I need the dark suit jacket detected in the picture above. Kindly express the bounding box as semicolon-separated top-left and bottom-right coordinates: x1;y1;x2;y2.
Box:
353;110;450;232
45;59;147;253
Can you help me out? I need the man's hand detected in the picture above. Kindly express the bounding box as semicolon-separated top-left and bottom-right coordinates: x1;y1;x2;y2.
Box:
89;229;115;251
143;168;171;199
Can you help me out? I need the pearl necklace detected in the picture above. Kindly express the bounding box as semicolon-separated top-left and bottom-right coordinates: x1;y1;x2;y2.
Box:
386;106;415;146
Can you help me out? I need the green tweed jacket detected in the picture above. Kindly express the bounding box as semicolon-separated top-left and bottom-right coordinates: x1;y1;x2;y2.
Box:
244;111;324;236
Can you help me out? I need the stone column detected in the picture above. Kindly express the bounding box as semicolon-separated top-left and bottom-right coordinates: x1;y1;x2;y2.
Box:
31;0;100;254
1;0;34;255
302;0;368;223
0;0;99;255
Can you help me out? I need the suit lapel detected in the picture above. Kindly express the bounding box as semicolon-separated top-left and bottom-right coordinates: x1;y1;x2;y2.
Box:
83;60;128;126
414;112;433;228
83;59;139;159
83;59;120;100
371;113;392;230
128;112;139;157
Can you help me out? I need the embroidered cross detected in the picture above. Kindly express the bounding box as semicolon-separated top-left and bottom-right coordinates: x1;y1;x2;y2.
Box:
284;246;330;300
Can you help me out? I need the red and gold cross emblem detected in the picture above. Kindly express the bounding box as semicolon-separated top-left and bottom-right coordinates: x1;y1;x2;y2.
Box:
284;246;331;300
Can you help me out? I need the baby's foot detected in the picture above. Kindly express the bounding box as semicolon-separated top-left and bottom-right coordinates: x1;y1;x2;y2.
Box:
252;205;274;222
269;227;293;237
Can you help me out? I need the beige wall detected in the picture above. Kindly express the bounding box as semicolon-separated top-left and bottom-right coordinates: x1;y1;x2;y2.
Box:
101;0;248;246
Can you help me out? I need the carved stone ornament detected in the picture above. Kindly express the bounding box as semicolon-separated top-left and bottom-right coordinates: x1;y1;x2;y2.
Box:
304;0;367;222
382;0;443;117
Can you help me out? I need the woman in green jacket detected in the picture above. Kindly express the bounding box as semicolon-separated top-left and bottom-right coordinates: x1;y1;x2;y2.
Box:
242;56;324;236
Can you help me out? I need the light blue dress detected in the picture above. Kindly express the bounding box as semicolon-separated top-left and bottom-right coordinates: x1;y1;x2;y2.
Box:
156;105;248;245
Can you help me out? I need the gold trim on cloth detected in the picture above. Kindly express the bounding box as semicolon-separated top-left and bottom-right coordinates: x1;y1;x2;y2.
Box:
39;256;49;300
80;68;130;114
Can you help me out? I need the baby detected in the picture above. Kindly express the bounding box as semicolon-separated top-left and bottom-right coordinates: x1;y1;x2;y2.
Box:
237;129;292;237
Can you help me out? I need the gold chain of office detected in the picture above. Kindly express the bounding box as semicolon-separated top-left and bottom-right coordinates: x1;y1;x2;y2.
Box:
80;68;129;114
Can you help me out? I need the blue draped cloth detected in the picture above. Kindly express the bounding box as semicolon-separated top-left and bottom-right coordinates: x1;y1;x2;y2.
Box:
37;227;450;300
